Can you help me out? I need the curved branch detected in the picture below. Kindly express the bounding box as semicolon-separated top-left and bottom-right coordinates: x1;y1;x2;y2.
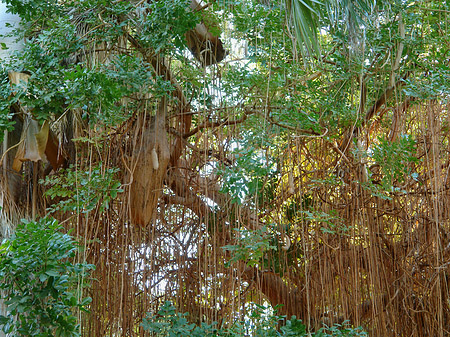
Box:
338;72;411;154
182;109;257;138
363;72;410;126
125;32;192;167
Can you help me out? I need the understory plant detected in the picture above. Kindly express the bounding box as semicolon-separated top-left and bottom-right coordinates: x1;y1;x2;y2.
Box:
142;301;367;336
0;217;94;337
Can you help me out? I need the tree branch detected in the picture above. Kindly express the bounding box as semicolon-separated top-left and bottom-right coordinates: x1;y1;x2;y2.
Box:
125;32;192;167
182;108;257;138
363;72;410;126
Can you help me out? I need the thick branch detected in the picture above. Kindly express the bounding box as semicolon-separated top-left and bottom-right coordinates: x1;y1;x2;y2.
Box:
125;32;191;166
338;73;410;154
168;128;233;166
182;109;256;138
243;268;307;320
363;73;409;126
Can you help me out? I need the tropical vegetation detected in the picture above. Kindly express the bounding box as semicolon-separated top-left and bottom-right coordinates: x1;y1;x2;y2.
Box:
0;0;449;336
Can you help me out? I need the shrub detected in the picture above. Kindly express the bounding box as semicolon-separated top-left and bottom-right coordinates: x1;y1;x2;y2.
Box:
0;217;94;337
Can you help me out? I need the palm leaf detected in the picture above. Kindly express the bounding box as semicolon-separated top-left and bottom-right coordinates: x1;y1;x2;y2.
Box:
287;0;321;59
286;0;377;60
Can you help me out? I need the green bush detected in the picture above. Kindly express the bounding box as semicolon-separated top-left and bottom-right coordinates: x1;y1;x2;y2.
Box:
0;218;94;337
142;302;367;336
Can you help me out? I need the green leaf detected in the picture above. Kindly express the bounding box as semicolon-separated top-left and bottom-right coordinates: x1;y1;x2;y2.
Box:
45;270;60;277
0;218;94;335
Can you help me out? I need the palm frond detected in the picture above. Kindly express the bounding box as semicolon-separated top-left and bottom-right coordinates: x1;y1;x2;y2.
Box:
287;0;377;60
286;0;321;60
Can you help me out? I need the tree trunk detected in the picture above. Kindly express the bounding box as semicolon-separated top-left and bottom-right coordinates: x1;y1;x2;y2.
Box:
129;98;170;226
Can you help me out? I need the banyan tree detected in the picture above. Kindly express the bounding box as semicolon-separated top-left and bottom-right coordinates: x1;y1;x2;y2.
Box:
1;0;450;336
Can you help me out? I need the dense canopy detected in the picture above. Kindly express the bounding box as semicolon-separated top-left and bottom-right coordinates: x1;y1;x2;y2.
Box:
1;0;450;336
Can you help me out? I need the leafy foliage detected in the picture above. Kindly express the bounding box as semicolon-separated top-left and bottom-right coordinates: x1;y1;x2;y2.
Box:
286;0;378;59
2;0;61;22
137;0;199;53
41;165;122;214
142;302;367;336
0;72;16;141
222;225;277;267
372;134;418;191
142;301;221;336
1;0;450;335
219;135;277;204
0;218;94;336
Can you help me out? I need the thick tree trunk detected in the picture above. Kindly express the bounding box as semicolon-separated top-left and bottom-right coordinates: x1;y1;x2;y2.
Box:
129;98;170;226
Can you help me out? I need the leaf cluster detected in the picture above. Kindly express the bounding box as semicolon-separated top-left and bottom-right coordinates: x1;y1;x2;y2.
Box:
137;0;199;54
372;134;418;191
41;165;122;214
142;301;367;336
2;0;61;22
219;134;277;204
0;218;94;337
222;225;277;267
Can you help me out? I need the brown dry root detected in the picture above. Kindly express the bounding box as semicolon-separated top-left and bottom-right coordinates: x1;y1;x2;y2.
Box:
129;98;170;226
